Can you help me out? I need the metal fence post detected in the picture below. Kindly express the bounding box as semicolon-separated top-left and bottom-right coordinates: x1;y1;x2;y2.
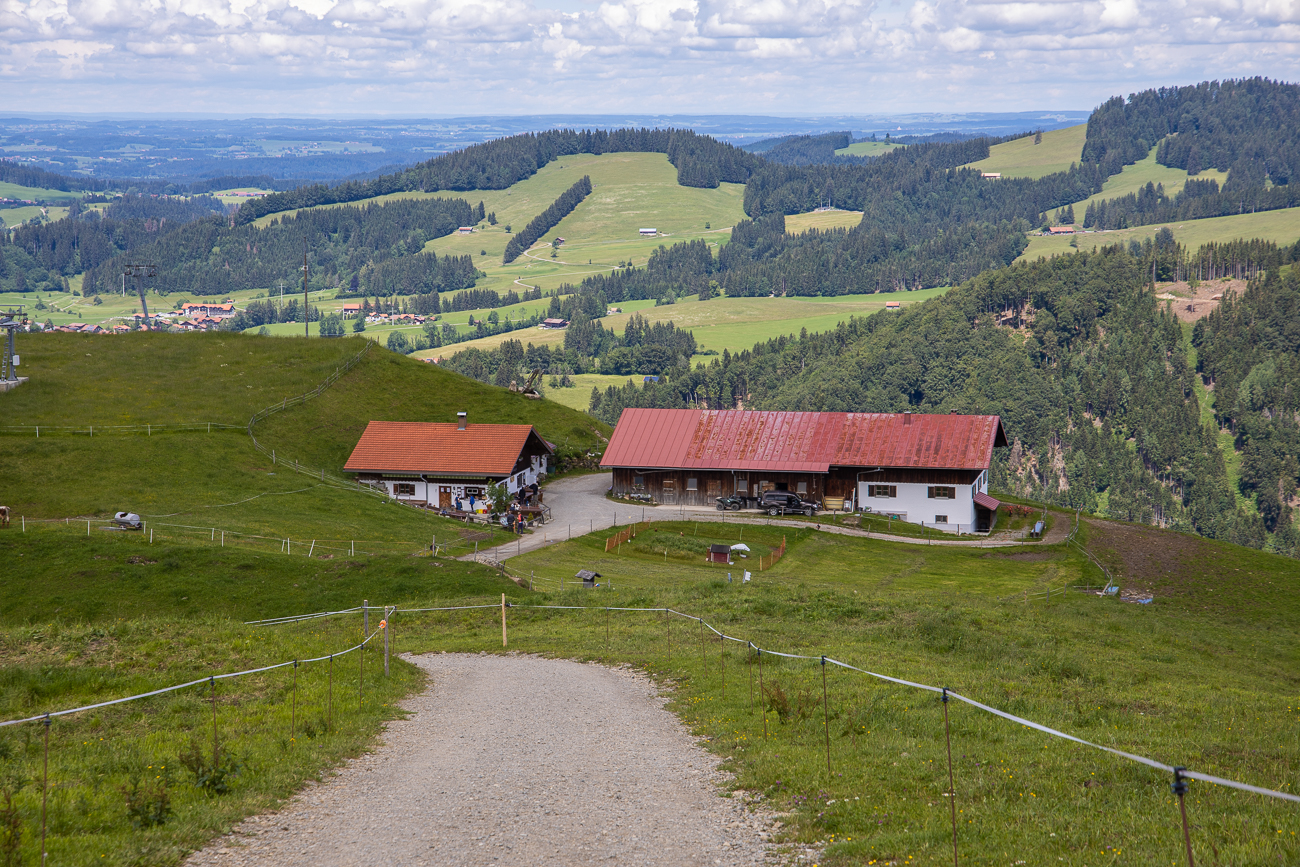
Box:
822;657;832;775
40;714;50;867
758;648;766;739
943;687;958;867
327;655;334;732
291;660;299;742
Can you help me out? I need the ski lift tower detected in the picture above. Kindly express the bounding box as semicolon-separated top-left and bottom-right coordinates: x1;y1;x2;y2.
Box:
124;262;158;328
1;305;29;392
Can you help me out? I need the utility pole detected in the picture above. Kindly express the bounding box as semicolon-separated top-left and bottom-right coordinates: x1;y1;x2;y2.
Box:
302;240;310;339
124;263;157;328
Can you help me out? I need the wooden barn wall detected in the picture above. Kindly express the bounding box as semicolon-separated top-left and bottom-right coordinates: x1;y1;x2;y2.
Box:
611;467;826;506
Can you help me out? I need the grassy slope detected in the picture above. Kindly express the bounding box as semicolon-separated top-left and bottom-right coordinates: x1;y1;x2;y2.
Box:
964;125;1088;179
1071;146;1230;220
785;210;864;233
1;205;70;228
1019;207;1300;261
256;343;611;473
834;142;903;157
408;517;1300;866
420;288;952;360
0;332;608;545
0;181;82;203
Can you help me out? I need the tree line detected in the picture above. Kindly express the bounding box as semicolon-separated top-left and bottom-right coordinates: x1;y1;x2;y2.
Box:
503;176;591;263
81;196;478;298
1193;266;1300;555
233;129;761;225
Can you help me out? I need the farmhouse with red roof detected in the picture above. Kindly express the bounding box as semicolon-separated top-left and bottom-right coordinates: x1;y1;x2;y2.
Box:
601;409;1007;532
343;413;553;509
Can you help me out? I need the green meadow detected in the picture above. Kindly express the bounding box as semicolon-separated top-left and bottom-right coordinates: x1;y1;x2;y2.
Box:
964;125;1088;180
1;333;1298;865
1020;207;1300;261
1070;146;1230;221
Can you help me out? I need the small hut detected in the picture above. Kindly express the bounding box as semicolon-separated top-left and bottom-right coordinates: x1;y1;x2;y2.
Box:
707;544;732;564
575;569;601;588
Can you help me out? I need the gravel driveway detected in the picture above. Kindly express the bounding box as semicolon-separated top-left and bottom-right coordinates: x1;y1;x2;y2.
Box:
185;654;780;867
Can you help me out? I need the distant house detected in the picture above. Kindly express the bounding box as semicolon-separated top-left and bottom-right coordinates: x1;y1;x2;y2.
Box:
343;413;555;508
341;303;362;318
541;318;568;329
180;302;236;318
885;301;901;310
639;228;657;236
1048;226;1075;235
458;226;474;235
555;237;566;245
643;375;660;383
981;172;1002;180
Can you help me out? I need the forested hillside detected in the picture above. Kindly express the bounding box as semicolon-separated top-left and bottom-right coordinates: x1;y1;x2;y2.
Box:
79;196;478;298
1193;268;1300;553
0;195;226;294
234;129;760;224
581;245;1268;548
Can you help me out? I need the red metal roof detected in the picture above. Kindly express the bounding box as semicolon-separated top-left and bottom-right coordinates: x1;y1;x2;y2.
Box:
344;421;551;476
601;409;1007;472
973;491;1001;511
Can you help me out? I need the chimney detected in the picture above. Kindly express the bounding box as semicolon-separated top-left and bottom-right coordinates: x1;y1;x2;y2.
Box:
457;411;467;431
903;411;912;426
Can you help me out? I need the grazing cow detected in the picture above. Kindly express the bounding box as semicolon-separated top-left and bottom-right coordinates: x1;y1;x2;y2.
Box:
0;506;9;528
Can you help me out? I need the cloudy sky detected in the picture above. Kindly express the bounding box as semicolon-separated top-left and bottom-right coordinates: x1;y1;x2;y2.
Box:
3;0;1298;116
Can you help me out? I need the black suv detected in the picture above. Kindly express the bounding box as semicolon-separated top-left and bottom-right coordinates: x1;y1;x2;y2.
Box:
759;491;818;517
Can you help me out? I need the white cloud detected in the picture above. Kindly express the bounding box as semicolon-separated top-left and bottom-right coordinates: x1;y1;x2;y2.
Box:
0;0;1297;113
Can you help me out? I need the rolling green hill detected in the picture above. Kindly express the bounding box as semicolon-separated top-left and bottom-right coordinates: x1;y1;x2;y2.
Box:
963;125;1088;179
1;333;606;543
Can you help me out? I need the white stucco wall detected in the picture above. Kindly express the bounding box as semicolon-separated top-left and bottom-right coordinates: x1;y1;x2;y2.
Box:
857;470;989;533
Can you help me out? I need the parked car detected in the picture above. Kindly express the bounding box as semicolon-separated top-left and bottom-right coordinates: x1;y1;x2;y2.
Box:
758;491;819;517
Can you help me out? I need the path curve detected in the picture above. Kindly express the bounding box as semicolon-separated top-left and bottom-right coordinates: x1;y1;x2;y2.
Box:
472;472;1057;564
184;654;777;867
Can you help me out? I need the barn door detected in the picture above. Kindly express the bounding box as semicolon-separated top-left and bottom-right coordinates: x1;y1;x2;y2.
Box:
661;478;677;505
439;486;452;508
706;479;721;502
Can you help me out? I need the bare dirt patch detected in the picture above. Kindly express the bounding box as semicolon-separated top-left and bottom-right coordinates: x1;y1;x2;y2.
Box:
1154;278;1246;323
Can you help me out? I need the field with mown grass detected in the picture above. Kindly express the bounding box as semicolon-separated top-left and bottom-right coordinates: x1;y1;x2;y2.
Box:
421;287;951;362
834;141;904;158
1069;146;1230;222
1019;207;1300;262
963;125;1088;180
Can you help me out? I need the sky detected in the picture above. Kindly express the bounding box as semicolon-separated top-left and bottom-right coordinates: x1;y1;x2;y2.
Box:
3;0;1299;117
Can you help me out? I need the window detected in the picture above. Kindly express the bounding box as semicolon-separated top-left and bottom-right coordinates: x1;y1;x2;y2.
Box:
934;515;949;524
868;484;897;498
394;483;416;497
686;477;698;491
464;487;483;497
928;486;956;499
796;481;808;495
633;474;645;487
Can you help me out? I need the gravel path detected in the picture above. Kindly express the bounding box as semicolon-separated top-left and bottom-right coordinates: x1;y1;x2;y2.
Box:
185;654;782;867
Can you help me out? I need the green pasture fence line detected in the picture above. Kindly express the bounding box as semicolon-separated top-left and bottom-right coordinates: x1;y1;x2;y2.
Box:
378;599;1295;867
0;422;245;437
8;515;475;560
0;619;390;864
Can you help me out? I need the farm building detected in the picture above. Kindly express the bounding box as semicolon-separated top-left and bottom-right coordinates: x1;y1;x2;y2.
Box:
885;300;901;309
601;409;1007;533
341;303;361;318
180;302;236;318
1048;226;1075;235
457;226;474;235
639;228;657;236
343;413;554;508
541;318;569;329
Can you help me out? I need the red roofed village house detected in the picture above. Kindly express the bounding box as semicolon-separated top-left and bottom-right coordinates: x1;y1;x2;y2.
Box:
601;409;1007;533
343;413;553;508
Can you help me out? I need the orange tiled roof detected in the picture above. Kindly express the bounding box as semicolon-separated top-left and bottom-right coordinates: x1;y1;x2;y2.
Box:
343;421;552;476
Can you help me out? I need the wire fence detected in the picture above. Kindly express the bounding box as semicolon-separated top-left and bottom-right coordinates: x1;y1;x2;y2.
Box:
3;597;1295;865
0;422;245;437
7;514;491;560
